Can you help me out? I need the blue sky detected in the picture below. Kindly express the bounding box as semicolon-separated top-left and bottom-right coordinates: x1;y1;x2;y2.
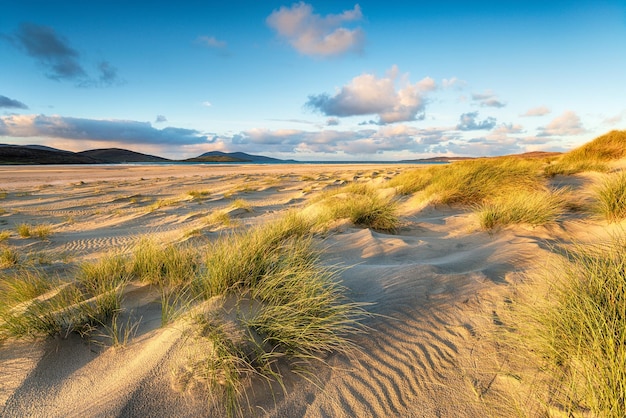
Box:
1;1;625;161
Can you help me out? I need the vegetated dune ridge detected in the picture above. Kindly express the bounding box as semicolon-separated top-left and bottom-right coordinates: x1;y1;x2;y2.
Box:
0;134;625;417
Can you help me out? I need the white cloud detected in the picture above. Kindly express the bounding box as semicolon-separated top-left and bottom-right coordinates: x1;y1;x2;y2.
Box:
306;65;436;124
202;101;212;107
442;77;466;89
520;106;551;117
225;124;457;156
471;90;506;108
0;114;210;145
538;110;586;137
196;35;227;48
266;2;364;57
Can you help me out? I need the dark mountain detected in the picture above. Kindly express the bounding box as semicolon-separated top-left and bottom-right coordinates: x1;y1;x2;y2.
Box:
0;145;170;164
186;151;294;163
0;145;102;165
78;148;171;163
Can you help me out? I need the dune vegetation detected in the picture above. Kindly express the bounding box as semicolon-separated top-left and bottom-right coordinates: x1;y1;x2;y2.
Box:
0;210;367;416
545;129;626;176
503;233;626;417
1;130;626;416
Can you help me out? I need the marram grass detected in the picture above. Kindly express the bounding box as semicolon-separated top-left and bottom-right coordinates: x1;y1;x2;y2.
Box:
593;171;626;223
312;183;399;232
545;130;626;176
477;188;567;229
0;211;366;417
504;233;626;417
389;157;545;206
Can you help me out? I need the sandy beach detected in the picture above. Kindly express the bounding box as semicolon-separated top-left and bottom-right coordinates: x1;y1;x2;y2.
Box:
0;162;622;417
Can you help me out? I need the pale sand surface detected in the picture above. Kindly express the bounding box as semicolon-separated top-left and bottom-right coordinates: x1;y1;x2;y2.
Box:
0;164;619;417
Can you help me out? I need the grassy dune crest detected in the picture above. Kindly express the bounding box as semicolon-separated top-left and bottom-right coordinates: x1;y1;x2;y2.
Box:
546;130;626;176
391;157;545;205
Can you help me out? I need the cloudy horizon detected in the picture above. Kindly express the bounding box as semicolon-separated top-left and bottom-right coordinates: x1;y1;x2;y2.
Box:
1;1;625;161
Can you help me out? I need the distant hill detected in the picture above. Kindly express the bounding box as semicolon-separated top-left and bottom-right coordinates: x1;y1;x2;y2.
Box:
0;145;290;165
186;151;294;164
0;145;102;165
78;148;171;163
0;145;169;165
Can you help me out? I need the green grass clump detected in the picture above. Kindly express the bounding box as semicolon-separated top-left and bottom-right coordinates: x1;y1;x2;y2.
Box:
130;238;200;324
192;213;364;415
593;172;626;222
206;210;234;228
246;239;363;361
188;189;211;200
131;238;199;288
389;157;546;207
76;253;131;323
0;254;131;340
190;316;257;417
314;184;399;232
0;231;10;242
201;212;311;297
0;246;19;267
507;234;626;416
423;158;544;205
477;189;566;229
0;270;53;309
545;130;626;176
231;199;253;212
388;166;438;195
16;223;52;240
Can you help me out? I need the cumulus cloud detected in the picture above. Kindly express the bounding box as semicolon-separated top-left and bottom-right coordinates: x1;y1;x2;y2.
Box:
5;22;121;86
226;124;457;156
266;2;364;57
0;95;28;109
326;118;340;126
521;106;551;117
0;114;209;145
155;115;167;123
306;66;436;124
456;112;496;131
471;90;506;108
538;110;586;137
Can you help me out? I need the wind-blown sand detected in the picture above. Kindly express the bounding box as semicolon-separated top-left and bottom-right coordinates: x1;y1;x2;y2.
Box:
0;164;618;417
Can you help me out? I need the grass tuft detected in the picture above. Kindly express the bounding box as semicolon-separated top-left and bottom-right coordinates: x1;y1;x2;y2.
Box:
477;189;567;229
313;184;399;232
16;223;52;240
0;246;19;267
505;233;626;416
593;172;626;223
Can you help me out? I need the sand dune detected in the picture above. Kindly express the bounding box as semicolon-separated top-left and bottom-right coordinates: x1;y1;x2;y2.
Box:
0;163;621;417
